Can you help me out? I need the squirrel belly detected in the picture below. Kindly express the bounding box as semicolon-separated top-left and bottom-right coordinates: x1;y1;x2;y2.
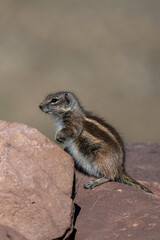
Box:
64;132;104;178
65;142;102;178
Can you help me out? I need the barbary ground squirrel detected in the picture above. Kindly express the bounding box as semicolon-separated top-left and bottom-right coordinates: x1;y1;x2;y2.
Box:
39;91;153;194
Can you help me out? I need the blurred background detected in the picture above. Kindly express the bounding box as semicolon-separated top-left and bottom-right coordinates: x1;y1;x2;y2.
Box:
0;0;160;142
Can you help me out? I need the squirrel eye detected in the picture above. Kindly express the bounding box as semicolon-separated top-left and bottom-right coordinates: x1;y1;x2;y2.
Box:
50;98;59;103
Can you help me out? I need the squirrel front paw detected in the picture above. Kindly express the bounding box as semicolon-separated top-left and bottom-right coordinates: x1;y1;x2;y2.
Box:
56;131;66;144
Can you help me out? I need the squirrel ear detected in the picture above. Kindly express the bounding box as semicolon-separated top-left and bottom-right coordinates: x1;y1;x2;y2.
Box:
65;93;71;104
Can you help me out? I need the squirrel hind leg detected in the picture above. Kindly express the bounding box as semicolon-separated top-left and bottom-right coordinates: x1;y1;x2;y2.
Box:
84;177;110;189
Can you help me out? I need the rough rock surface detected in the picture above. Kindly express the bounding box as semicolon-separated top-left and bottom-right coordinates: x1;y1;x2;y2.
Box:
74;143;160;240
0;120;74;240
0;224;29;240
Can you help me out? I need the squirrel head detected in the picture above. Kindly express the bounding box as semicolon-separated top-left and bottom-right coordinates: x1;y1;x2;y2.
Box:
39;91;83;116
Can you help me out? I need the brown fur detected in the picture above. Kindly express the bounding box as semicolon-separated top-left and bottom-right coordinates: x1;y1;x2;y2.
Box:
39;91;153;194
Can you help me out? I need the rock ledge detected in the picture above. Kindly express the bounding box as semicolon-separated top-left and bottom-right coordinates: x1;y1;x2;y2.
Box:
0;120;74;240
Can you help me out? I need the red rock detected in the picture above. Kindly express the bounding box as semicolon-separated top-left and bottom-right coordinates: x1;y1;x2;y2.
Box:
0;224;29;240
74;143;160;240
0;120;74;240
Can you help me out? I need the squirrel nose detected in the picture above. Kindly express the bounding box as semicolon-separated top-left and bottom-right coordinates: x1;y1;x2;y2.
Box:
39;104;43;110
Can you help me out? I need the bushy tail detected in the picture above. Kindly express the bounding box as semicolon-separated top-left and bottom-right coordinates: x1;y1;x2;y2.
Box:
118;172;153;194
